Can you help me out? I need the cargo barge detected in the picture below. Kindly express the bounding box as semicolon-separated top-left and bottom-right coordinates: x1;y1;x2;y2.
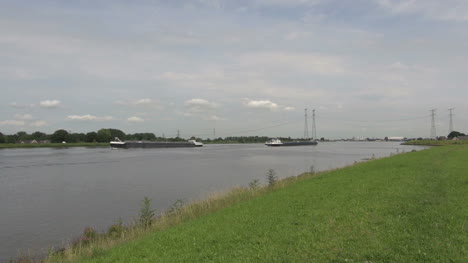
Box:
265;138;318;147
110;138;203;148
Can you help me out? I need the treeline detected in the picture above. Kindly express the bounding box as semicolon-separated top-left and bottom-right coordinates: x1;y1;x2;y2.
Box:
0;129;316;144
0;129;185;144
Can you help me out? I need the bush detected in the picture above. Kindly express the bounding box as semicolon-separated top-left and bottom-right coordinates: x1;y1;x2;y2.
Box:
248;179;260;189
266;169;277;187
107;219;125;238
139;197;155;228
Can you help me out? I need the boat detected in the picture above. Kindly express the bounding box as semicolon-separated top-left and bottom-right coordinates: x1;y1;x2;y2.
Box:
265;138;318;147
110;137;203;148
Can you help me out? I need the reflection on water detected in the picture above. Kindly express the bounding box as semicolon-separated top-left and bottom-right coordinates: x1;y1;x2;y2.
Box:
0;142;426;261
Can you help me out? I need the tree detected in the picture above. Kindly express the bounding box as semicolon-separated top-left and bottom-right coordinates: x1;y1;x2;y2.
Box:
0;132;5;143
96;129;112;142
6;134;18;143
448;131;466;139
16;131;32;141
32;131;47;141
85;132;98;142
51;129;69;143
108;129;125;140
65;133;84;143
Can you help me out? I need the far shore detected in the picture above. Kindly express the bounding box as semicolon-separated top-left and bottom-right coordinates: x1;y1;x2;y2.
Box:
0;142;109;149
402;139;468;146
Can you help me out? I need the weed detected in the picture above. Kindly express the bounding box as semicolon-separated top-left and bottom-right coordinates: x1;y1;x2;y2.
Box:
309;165;315;174
107;219;125;238
266;169;277;186
248;179;260;189
167;199;185;215
139;197;155;228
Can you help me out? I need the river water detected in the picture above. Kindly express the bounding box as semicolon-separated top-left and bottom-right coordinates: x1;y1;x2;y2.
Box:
0;142;426;261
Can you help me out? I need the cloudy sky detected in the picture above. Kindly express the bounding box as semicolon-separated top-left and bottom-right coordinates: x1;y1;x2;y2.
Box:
1;0;467;139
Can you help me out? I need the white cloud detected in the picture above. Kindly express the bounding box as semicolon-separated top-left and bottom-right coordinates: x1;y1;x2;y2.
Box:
244;99;279;110
127;116;145;123
39;100;61;108
185;98;218;112
244;99;296;112
0;120;25;126
30;120;47;127
116;98;164;109
182;98;221;120
66;115;114;121
14;114;33;120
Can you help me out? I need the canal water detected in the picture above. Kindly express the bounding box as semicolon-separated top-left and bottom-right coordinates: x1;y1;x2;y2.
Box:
0;142;426;261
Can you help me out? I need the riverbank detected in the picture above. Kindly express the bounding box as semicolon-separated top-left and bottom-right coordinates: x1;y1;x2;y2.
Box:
402;139;468;146
39;144;467;262
0;143;109;149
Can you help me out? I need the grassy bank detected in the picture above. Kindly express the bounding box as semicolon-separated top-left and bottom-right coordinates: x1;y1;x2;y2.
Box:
44;145;467;262
403;139;468;146
0;143;109;149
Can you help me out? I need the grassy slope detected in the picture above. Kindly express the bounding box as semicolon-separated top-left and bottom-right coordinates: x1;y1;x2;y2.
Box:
79;146;467;262
403;139;468;146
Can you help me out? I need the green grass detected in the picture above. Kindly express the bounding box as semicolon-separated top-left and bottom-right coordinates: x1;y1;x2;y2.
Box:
0;143;109;149
403;139;468;146
48;146;467;262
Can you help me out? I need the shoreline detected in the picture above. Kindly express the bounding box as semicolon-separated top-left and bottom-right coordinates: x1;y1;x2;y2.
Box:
0;143;109;149
402;139;468;146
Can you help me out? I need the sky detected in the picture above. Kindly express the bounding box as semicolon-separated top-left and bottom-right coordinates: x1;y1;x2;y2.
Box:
1;0;467;139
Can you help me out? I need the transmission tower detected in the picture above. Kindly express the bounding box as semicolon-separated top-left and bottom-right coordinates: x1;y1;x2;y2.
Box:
449;108;455;133
430;109;437;139
213;128;216;138
304;108;309;139
311;109;317;140
177;130;180;138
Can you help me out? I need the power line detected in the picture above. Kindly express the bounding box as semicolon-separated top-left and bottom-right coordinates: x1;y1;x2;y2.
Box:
161;113;439;138
316;115;430;123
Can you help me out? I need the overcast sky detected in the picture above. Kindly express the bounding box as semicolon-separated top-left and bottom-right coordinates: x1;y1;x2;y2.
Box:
1;0;467;139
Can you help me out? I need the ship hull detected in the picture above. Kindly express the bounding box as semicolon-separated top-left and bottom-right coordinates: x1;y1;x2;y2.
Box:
265;141;318;147
110;141;203;148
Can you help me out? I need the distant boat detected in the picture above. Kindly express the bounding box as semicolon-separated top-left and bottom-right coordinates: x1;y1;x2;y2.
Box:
265;138;318;147
110;137;203;149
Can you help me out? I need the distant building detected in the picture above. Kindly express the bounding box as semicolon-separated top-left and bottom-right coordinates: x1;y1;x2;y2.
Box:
454;135;468;140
